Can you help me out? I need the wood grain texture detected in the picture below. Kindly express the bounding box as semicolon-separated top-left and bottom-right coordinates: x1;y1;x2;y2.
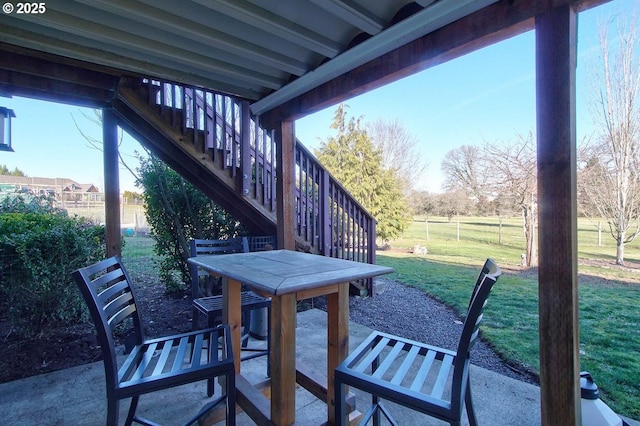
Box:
535;5;580;425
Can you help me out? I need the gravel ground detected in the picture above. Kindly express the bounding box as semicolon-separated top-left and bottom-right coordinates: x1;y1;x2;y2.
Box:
316;277;539;385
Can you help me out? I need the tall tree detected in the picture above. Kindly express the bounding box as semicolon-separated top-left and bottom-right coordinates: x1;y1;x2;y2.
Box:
366;118;427;193
441;145;484;196
441;134;538;266
485;132;538;267
315;105;409;242
440;144;494;213
579;15;640;265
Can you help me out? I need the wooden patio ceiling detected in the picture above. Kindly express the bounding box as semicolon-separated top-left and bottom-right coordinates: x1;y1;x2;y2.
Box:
0;0;606;121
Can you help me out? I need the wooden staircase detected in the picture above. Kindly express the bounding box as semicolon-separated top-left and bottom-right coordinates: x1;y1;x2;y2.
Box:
112;77;377;294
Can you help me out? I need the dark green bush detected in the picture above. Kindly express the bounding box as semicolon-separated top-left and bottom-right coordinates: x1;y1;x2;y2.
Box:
0;195;105;337
137;155;244;293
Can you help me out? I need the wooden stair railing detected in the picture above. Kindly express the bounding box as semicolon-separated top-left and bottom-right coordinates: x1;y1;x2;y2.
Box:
119;77;378;295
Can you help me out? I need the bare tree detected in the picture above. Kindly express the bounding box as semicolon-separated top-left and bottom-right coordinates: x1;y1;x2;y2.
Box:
71;109;141;183
367;118;428;193
485;132;538;267
579;15;640;265
441;145;488;201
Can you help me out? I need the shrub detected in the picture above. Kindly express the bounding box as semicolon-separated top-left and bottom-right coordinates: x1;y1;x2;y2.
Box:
137;155;244;293
0;195;105;336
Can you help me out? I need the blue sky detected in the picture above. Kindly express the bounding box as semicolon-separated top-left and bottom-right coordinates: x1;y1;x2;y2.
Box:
0;0;635;194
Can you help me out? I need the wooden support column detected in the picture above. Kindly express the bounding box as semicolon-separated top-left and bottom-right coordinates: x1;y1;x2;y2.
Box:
275;120;296;250
103;108;121;258
272;119;296;424
240;100;251;197
270;293;297;425
327;283;349;424
535;6;580;425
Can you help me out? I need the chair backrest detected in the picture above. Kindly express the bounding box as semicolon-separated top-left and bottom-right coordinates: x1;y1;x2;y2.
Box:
247;235;277;252
189;237;249;299
190;237;249;257
72;256;143;392
468;258;495;308
451;259;501;412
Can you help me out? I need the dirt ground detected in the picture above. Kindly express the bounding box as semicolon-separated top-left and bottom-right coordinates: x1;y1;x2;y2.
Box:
0;278;194;384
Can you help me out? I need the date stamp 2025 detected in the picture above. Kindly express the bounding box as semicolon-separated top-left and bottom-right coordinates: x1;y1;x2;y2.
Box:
3;2;47;15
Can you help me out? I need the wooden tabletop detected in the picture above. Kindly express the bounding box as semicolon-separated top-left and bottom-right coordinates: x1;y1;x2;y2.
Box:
187;249;393;295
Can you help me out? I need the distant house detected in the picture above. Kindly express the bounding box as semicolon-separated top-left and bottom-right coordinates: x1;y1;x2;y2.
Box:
0;176;103;204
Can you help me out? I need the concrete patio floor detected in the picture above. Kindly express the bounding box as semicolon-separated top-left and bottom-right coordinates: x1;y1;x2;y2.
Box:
2;308;636;425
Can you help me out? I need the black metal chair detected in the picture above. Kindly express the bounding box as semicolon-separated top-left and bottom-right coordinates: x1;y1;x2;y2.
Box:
72;256;236;426
335;259;501;426
189;238;271;367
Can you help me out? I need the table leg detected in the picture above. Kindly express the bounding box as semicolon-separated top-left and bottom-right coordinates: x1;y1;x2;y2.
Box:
270;293;297;425
327;282;349;424
222;277;242;373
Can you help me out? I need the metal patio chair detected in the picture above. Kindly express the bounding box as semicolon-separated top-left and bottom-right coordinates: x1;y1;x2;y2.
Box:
335;259;501;426
72;256;236;426
190;238;271;368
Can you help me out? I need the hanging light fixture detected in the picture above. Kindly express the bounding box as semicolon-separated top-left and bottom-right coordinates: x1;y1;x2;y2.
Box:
0;107;16;152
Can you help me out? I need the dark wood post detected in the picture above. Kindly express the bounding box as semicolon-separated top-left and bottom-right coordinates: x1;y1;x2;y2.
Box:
241;100;251;197
275;119;296;250
535;6;580;425
103;108;121;258
321;169;331;256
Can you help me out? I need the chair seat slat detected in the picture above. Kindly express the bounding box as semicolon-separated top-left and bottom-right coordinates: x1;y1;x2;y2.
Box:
410;348;437;392
151;339;175;376
119;345;143;382
131;342;158;381
172;336;191;372
372;340;406;379
353;335;390;373
190;332;205;367
390;344;421;385
431;353;454;399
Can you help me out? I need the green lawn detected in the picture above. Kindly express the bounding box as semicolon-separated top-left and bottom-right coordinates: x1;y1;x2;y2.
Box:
121;235;162;280
377;216;640;419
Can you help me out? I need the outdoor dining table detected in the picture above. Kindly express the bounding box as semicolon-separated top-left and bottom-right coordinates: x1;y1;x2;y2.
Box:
187;249;393;425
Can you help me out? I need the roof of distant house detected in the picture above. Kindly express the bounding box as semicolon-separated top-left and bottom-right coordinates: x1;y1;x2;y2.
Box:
0;176;100;192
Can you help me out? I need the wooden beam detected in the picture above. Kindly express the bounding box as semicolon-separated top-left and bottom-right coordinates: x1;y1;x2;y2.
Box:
0;45;119;107
0;71;115;108
0;49;119;88
261;0;611;124
535;5;580;425
275;120;296;251
103;108;121;258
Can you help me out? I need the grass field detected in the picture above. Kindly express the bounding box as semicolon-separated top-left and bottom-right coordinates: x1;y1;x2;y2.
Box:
378;216;640;419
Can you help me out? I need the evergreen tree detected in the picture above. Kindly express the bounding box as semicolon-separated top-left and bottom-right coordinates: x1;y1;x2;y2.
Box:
314;105;409;242
0;164;26;176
